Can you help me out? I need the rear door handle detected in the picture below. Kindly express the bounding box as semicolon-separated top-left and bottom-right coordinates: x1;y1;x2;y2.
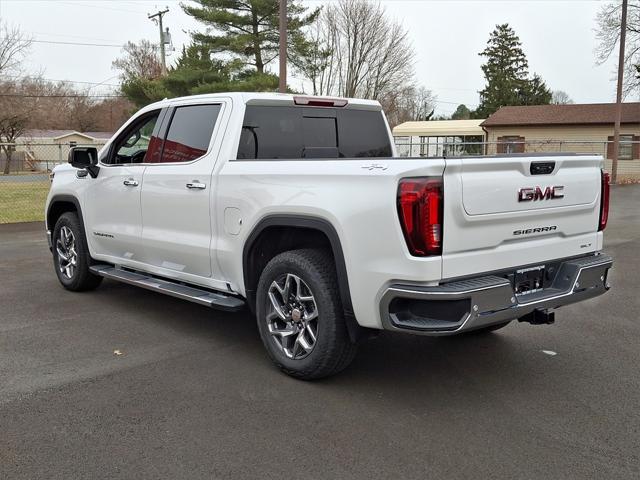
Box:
186;182;206;190
123;178;139;187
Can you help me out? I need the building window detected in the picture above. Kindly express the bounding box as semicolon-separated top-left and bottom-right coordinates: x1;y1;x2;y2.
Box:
497;136;525;154
619;135;633;160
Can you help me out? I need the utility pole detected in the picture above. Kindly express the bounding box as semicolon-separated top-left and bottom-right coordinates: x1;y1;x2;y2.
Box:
279;0;287;93
148;7;170;76
611;0;628;185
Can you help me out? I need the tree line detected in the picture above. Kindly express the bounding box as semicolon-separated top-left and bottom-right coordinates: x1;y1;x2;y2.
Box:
115;0;638;122
117;0;437;128
0;0;637;166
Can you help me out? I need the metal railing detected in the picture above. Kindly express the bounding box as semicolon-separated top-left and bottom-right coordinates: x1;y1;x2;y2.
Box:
392;139;640;158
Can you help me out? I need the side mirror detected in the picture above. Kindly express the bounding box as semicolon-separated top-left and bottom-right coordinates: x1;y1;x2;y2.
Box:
68;147;99;177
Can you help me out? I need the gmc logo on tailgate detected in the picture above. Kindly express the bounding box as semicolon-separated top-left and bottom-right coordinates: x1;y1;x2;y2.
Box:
518;186;564;202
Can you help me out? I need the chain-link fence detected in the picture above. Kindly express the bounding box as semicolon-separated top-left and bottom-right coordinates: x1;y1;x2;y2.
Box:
1;139;639;225
394;138;640;183
0;142;106;224
394;138;620;157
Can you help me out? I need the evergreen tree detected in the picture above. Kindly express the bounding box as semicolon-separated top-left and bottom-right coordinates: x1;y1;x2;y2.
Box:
121;44;279;108
451;104;471;120
476;23;551;118
182;0;320;74
521;73;552;106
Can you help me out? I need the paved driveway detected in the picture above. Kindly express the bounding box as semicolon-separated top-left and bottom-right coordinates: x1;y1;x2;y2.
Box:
1;186;639;479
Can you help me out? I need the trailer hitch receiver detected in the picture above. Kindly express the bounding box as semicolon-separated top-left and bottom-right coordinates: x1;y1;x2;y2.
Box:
518;308;555;325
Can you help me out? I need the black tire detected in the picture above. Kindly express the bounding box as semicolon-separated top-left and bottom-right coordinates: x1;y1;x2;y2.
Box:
255;249;357;380
52;212;103;292
465;320;512;335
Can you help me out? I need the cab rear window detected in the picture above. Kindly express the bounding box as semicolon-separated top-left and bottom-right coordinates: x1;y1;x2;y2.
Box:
236;106;392;159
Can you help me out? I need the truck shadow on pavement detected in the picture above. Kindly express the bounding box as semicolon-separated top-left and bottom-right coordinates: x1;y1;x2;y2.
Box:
96;277;542;392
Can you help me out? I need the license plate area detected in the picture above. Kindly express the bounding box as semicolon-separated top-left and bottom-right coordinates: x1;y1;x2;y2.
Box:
513;265;545;297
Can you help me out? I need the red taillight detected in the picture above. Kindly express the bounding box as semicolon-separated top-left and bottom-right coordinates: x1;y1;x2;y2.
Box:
397;177;443;256
599;170;610;231
293;96;348;107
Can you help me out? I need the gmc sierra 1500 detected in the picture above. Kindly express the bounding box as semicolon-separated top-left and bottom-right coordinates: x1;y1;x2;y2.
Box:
46;92;613;379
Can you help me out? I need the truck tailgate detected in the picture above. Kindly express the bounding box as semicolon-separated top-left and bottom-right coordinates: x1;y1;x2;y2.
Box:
442;155;603;279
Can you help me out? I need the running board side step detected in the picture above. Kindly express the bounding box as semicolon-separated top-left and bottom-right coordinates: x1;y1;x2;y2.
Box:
89;265;245;312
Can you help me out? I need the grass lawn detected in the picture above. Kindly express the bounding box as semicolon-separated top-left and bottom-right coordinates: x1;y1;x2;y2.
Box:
0;182;50;224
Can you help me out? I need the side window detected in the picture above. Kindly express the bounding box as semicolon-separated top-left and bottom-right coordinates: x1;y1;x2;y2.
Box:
238;106;303;159
157;104;221;163
111;111;161;165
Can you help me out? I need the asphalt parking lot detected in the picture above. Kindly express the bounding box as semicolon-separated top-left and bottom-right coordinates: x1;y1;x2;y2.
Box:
1;185;639;479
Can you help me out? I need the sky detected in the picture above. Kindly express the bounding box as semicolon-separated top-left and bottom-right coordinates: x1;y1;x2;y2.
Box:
0;0;625;115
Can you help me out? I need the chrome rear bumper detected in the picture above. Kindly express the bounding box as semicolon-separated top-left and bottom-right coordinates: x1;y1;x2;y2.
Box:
380;253;613;335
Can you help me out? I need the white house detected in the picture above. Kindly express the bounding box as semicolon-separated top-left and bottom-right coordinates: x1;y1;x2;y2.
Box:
14;130;113;171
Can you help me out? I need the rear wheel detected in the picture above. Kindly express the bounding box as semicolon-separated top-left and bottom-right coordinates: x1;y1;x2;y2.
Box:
256;249;357;380
52;212;102;292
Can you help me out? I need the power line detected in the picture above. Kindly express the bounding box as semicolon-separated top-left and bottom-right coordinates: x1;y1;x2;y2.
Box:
1;75;121;87
29;39;124;48
434;99;479;107
29;30;122;43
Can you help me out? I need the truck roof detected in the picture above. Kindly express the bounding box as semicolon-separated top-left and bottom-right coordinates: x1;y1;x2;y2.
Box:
143;92;382;112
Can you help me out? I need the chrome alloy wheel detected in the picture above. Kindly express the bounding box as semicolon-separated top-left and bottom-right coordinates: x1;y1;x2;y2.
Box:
266;273;319;360
56;225;77;279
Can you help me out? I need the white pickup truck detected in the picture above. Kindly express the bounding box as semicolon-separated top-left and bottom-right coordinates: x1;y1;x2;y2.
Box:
46;92;613;379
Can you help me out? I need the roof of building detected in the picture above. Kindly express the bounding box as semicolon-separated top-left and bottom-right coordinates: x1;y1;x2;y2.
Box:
392;119;485;137
21;129;114;140
481;103;640;127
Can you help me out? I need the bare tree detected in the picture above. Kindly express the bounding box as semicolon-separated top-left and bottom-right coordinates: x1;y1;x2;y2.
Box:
381;86;436;128
551;90;574;104
112;40;163;82
0;81;31;174
0;25;33;174
0;22;32;75
291;20;333;95
300;0;416;101
61;89;104;132
595;0;640;97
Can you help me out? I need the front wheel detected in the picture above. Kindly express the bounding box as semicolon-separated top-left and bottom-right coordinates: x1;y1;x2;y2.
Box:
52;212;103;291
255;249;357;380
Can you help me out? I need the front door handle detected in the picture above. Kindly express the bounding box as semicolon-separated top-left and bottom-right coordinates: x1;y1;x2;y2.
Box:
186;181;206;190
123;178;139;187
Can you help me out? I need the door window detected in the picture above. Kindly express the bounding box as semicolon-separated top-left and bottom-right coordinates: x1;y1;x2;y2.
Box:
110;111;161;164
157;104;221;163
